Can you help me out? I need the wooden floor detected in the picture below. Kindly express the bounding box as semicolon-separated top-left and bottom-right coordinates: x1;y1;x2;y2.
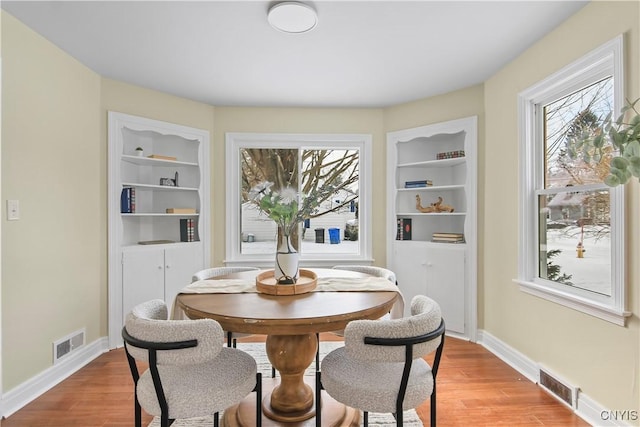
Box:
2;334;589;427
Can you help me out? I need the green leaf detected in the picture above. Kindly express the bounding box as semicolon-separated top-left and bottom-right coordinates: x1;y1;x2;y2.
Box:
629;157;640;177
626;140;640;157
604;174;621;187
593;134;604;149
611;166;627;182
611;156;629;170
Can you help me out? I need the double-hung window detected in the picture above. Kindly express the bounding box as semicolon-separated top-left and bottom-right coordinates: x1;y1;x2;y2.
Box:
517;35;630;325
225;132;372;266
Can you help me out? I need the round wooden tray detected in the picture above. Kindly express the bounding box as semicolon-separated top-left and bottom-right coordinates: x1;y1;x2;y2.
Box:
256;269;318;295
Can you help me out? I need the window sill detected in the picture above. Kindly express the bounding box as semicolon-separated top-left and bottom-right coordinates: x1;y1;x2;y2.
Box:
513;279;631;326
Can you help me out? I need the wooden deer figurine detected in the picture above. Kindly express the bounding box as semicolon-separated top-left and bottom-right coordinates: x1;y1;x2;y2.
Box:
416;194;435;213
416;195;455;213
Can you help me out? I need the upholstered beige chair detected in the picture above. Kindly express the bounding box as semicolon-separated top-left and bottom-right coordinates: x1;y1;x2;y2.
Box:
122;299;262;427
191;267;259;347
331;265;400;331
191;266;260;282
332;265;397;285
316;295;445;427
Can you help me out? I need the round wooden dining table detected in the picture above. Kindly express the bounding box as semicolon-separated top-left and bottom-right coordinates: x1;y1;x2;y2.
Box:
175;268;398;427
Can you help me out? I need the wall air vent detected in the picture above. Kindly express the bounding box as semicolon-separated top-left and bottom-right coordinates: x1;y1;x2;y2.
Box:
538;365;578;409
53;328;86;364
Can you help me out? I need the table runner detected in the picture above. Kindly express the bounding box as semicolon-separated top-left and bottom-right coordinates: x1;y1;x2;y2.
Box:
171;275;405;320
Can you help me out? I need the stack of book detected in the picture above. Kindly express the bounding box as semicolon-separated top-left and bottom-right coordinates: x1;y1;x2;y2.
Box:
120;187;136;213
436;150;465;160
180;218;196;242
432;232;464;243
396;218;412;240
404;179;433;188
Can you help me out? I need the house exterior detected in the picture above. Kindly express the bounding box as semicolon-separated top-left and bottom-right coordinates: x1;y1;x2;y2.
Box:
1;2;638;424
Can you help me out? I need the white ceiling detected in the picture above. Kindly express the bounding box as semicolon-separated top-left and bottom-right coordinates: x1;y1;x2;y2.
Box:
2;1;588;108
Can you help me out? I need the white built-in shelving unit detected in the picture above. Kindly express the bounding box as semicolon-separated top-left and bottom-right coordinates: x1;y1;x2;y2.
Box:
387;116;477;340
108;112;210;347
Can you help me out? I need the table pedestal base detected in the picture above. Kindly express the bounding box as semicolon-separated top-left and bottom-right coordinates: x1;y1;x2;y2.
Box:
223;377;360;427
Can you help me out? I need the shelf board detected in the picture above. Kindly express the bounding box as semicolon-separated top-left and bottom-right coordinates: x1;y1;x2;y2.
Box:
397;184;465;192
397;157;465;168
121;182;199;191
121;213;199;217
395;240;467;248
396;212;466;216
122;241;201;249
121;154;198;167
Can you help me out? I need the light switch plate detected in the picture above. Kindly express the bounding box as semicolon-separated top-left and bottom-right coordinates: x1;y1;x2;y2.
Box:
7;200;19;220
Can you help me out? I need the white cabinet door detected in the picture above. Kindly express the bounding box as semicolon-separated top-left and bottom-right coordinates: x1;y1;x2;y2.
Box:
392;241;428;318
393;241;465;334
164;244;204;312
424;246;465;334
122;249;165;323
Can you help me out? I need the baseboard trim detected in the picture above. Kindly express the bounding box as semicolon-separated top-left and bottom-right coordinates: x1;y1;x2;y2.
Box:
477;329;538;382
477;329;636;427
1;337;109;418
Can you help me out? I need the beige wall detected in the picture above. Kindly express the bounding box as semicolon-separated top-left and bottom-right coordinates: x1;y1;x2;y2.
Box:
1;12;102;390
212;107;385;267
484;0;639;411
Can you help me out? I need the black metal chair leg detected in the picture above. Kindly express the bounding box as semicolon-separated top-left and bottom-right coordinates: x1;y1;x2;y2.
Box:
134;395;142;427
364;411;368;427
397;410;403;426
226;331;232;347
271;366;276;378
315;332;320;370
214;412;219;427
255;372;263;427
431;384;436;427
315;370;322;427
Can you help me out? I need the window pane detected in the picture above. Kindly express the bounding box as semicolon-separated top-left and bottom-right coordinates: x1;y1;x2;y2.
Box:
240;148;360;256
241;149;297;255
538;189;611;296
543;78;614;189
300;149;359;255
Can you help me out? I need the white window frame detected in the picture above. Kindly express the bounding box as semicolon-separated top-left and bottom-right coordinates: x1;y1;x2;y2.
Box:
516;35;631;325
225;132;373;267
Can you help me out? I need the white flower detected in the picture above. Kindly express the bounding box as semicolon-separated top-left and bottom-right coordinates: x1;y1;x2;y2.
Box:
279;187;298;204
249;181;273;201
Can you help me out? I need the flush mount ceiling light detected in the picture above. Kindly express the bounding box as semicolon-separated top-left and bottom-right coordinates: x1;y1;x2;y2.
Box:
268;2;318;34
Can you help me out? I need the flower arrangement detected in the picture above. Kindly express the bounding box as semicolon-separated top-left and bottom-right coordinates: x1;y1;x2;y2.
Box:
248;181;332;237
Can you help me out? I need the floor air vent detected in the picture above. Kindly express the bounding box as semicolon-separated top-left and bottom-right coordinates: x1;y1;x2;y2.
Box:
539;366;578;409
53;329;86;364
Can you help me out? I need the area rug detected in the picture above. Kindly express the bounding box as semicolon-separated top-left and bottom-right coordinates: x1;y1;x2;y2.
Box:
149;342;423;426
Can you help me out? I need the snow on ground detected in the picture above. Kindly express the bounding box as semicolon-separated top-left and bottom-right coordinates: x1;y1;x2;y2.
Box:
545;227;611;296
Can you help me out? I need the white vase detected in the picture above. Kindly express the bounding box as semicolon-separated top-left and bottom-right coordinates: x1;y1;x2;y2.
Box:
274;234;299;284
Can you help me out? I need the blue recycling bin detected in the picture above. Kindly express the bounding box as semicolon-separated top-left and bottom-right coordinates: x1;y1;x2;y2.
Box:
328;228;340;244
